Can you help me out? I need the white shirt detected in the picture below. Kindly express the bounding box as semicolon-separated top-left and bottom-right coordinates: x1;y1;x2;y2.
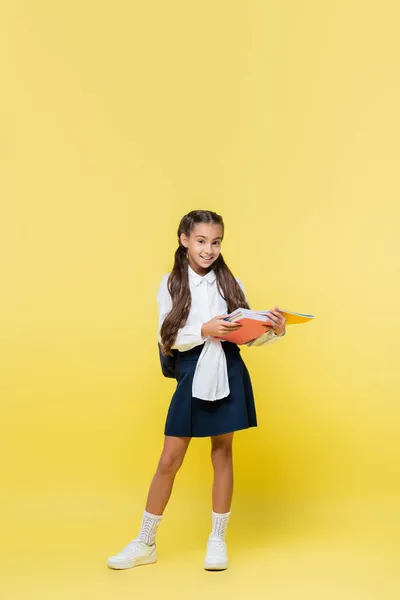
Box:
157;265;285;401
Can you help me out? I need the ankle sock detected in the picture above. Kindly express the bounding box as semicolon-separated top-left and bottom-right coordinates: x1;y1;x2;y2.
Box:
209;510;230;541
137;510;163;546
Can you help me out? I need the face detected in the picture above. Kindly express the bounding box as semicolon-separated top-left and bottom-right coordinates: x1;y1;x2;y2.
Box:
180;222;223;275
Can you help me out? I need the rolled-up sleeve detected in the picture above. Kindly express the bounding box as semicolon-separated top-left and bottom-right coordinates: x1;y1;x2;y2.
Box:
246;329;286;346
157;274;206;352
235;278;286;347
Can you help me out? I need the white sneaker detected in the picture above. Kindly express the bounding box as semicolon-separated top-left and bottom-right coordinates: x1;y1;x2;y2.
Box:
107;538;157;570
204;536;228;570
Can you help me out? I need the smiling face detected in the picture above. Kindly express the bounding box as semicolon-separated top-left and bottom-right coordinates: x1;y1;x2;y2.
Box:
180;222;223;276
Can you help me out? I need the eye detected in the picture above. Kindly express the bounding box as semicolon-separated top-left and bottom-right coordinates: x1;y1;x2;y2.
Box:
198;239;204;244
213;241;220;246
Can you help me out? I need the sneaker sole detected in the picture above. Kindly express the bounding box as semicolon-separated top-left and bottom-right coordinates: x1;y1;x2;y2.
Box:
107;555;157;570
204;562;228;571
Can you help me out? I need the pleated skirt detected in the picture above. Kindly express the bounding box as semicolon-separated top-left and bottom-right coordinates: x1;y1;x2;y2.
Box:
164;341;257;438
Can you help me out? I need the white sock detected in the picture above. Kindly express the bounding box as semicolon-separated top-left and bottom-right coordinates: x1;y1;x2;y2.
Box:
209;510;230;541
137;510;163;546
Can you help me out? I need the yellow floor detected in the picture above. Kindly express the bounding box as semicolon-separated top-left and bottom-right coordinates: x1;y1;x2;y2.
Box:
2;491;399;600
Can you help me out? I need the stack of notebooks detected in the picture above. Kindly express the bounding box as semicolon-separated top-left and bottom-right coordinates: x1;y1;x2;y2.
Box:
217;309;314;345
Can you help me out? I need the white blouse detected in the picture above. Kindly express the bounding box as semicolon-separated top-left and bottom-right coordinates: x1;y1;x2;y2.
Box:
157;265;285;401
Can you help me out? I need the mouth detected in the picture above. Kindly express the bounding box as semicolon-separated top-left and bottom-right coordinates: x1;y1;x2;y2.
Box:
200;255;214;262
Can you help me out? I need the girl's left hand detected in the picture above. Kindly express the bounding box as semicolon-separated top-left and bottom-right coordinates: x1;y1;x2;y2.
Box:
262;306;286;336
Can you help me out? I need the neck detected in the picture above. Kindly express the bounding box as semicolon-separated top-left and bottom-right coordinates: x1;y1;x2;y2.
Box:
188;257;211;277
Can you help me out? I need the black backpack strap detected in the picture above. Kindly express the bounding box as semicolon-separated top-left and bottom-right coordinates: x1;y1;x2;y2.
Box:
158;343;178;378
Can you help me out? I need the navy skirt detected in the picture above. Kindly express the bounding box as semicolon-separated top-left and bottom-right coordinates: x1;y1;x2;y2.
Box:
164;341;257;438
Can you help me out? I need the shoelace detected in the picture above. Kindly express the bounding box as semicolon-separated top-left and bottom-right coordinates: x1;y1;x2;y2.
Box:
120;539;145;554
210;541;225;548
208;539;226;555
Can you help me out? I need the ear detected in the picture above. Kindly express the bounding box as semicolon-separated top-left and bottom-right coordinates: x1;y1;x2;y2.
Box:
180;233;189;248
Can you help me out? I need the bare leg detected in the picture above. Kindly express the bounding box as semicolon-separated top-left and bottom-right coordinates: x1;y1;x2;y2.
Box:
210;432;234;513
145;435;191;515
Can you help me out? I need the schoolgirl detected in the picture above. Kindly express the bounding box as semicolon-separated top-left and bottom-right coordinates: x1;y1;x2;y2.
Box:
107;209;286;571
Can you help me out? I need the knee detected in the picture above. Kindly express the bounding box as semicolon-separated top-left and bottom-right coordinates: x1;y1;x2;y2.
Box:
211;443;233;467
158;451;184;475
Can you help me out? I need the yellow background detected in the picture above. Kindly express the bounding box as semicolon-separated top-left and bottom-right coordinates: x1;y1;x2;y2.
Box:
1;1;399;598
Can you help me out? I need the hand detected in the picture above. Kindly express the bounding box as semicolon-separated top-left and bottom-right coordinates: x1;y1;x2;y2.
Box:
262;306;286;336
201;314;243;338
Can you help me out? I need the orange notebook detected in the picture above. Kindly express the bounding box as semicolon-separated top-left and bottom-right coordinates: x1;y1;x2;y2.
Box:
217;308;314;345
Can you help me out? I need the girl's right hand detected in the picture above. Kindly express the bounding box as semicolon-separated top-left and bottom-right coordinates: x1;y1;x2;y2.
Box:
201;314;243;338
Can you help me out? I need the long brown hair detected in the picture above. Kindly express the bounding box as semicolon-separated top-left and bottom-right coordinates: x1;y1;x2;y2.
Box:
160;210;249;354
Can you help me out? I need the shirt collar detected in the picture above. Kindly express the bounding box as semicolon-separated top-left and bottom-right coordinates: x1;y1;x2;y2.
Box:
188;264;216;286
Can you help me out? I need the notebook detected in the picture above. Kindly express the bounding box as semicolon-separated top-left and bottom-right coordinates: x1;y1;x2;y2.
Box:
217;308;314;345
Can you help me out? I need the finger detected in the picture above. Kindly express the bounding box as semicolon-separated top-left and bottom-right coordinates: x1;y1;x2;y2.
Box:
269;311;286;324
270;309;283;319
265;311;277;321
269;312;285;325
265;316;277;325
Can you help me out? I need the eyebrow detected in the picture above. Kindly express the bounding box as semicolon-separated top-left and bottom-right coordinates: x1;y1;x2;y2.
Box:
195;235;222;241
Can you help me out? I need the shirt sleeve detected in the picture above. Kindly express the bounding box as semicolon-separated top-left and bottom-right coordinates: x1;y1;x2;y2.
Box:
235;278;286;347
246;328;286;346
157;274;206;352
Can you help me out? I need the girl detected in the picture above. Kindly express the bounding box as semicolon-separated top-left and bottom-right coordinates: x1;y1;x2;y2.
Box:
107;209;286;571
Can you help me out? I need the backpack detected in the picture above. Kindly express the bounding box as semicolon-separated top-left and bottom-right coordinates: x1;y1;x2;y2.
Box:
158;343;178;378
